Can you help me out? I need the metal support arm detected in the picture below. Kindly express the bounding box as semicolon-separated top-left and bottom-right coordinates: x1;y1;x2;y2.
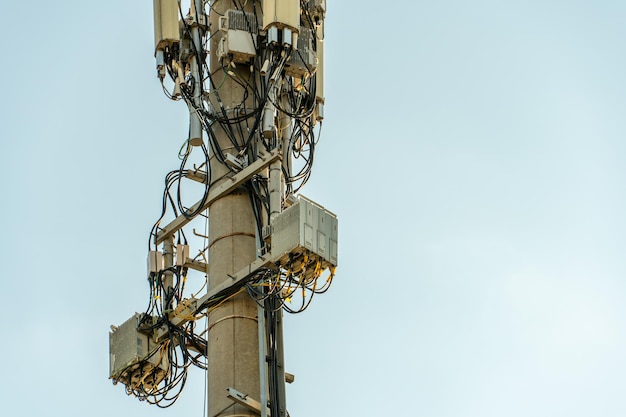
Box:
156;150;281;244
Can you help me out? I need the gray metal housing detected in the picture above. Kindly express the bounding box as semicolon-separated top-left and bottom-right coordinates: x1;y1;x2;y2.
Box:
285;27;317;77
109;313;168;390
271;195;338;269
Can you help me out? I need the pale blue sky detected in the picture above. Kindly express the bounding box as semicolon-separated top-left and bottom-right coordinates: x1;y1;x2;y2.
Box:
1;1;625;416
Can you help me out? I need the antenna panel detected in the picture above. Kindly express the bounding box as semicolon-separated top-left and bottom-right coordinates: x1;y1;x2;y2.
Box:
263;0;300;31
153;0;180;51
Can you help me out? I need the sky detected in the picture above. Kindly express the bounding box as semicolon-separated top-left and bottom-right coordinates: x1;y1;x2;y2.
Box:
1;1;625;416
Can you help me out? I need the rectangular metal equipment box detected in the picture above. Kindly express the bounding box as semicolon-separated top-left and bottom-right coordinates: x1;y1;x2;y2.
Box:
218;9;258;63
271;195;338;269
109;313;168;389
285;27;317;77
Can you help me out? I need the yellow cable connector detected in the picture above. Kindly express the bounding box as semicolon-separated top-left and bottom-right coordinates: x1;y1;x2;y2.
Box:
291;254;309;275
313;261;322;279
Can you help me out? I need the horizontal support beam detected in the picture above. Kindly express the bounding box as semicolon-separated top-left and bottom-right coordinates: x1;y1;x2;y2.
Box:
185;170;208;184
156;255;273;343
156;150;280;245
184;258;208;273
194;255;272;313
227;387;269;417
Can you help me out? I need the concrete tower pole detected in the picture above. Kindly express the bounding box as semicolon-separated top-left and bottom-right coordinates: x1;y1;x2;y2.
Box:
205;1;261;417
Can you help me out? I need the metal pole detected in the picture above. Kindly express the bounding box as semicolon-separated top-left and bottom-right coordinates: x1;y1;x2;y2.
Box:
258;304;268;417
265;296;287;417
163;237;175;310
189;0;204;146
207;1;260;417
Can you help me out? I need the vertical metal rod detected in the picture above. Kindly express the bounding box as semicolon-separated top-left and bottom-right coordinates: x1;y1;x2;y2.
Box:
269;159;282;222
258;304;268;417
279;96;293;198
189;0;204;146
256;189;268;417
163;237;175;308
265;296;287;417
274;309;287;417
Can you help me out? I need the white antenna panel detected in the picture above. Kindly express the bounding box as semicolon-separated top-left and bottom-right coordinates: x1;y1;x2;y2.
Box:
315;24;324;105
153;0;180;51
262;0;300;32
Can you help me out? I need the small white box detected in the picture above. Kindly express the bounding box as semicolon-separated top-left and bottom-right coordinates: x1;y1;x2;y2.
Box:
176;244;189;267
147;251;163;274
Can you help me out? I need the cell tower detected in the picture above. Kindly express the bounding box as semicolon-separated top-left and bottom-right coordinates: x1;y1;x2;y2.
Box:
108;1;337;417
